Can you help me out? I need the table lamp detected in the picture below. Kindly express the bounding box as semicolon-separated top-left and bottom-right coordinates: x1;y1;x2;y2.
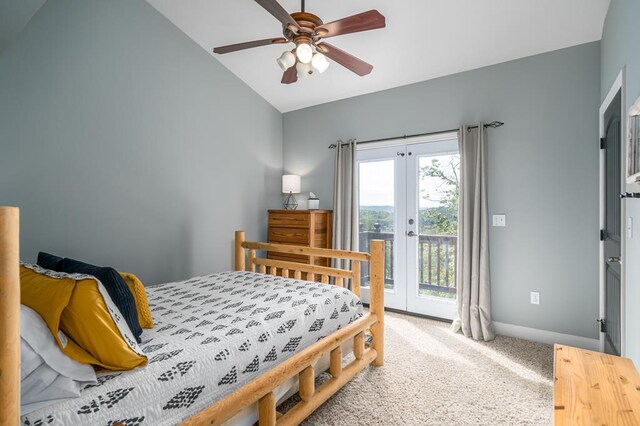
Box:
282;175;301;210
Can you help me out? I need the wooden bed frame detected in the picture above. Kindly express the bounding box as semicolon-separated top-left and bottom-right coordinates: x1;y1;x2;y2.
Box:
0;209;385;426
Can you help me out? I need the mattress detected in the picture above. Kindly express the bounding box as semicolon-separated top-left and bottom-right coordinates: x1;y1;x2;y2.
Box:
20;271;363;426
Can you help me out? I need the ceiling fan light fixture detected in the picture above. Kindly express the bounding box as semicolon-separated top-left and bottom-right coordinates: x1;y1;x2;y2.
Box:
296;61;313;79
212;2;386;84
311;52;330;74
277;50;296;71
295;42;313;64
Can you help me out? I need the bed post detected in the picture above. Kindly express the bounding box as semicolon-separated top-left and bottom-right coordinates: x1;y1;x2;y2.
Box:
369;239;384;367
0;206;20;426
235;230;245;272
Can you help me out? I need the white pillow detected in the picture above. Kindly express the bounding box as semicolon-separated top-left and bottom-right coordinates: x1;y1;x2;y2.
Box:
20;305;97;415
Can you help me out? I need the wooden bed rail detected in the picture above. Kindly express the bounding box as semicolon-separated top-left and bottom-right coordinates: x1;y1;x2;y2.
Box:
0;206;20;426
184;314;378;425
239;240;370;262
190;230;385;426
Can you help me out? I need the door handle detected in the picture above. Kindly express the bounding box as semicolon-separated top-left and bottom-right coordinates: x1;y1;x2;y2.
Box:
607;256;621;264
407;231;417;237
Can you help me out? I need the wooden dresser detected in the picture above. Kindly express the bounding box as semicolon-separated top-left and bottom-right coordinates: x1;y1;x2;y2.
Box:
267;210;333;269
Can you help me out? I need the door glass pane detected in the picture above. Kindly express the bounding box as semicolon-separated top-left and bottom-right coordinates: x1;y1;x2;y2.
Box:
417;153;459;299
358;159;395;290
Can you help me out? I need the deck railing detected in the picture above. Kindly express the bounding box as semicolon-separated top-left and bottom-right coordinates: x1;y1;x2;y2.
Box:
359;228;457;295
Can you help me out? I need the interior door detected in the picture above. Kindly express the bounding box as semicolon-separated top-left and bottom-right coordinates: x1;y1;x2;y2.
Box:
357;135;459;319
603;90;622;356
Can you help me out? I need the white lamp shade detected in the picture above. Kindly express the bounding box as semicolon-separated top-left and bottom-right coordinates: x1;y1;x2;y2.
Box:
311;53;330;74
282;175;301;193
296;61;313;79
277;51;296;71
295;42;313;64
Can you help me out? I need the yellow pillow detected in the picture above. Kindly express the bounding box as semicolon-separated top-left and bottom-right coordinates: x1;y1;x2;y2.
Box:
20;266;75;347
20;265;147;371
120;272;153;329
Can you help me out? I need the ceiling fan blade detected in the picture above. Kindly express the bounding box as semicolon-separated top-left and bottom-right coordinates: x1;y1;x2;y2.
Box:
214;37;288;54
281;64;298;84
316;42;373;76
315;10;385;38
255;0;299;32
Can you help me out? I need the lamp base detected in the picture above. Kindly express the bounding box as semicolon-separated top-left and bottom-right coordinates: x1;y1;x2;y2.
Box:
283;192;298;210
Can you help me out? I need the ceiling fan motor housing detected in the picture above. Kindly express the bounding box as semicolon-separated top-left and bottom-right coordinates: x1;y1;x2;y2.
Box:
284;12;324;43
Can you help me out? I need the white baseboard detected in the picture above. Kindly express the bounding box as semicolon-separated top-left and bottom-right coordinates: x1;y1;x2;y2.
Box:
494;321;599;351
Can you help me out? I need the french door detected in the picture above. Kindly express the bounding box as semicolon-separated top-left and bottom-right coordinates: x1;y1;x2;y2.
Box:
358;135;459;320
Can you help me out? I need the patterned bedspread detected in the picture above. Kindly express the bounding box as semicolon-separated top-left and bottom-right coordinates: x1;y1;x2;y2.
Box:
21;271;363;426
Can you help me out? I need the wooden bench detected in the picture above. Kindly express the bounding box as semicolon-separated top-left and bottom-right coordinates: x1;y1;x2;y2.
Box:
554;344;640;425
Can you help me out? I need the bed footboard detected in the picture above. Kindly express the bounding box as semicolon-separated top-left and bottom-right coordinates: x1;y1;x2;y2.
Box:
183;231;385;426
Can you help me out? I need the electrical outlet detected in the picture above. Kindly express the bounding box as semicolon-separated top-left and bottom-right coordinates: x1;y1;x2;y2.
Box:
493;214;506;227
530;291;540;305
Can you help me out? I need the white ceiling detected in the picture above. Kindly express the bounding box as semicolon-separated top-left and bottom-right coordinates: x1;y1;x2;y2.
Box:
147;0;609;113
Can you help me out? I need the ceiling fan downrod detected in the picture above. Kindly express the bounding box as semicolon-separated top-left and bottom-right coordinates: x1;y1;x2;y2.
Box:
301;0;305;13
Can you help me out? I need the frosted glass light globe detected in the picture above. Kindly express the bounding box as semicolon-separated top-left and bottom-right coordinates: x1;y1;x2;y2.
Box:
296;61;313;79
277;50;296;71
295;43;313;64
311;52;330;74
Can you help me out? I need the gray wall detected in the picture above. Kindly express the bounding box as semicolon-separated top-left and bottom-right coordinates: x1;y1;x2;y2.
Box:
601;0;640;364
284;42;601;339
0;0;45;54
0;0;283;285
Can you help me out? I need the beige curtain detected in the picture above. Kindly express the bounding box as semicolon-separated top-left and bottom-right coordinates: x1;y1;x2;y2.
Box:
451;124;496;341
332;139;358;287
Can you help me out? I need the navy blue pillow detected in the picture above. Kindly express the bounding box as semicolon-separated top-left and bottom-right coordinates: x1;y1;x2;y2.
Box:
37;252;63;271
58;257;143;343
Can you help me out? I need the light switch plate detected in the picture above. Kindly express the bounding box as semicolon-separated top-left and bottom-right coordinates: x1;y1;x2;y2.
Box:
493;214;506;227
628;217;634;239
530;291;540;305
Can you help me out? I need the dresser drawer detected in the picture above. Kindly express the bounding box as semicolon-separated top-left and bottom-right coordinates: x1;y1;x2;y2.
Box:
266;251;330;267
268;213;310;228
268;227;309;245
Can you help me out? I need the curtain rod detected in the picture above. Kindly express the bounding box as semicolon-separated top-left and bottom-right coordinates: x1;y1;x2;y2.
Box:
328;121;504;149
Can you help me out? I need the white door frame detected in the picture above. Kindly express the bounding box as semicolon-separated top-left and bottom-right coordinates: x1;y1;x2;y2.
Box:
599;68;626;354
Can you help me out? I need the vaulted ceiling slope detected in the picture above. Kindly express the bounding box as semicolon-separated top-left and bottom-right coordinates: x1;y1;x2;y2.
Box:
0;1;611;111
0;0;46;54
148;0;609;112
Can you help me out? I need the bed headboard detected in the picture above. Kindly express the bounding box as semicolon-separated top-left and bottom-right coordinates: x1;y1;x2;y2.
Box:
0;206;20;426
234;230;373;298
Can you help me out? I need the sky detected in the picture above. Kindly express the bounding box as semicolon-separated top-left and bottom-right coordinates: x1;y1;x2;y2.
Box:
359;154;459;209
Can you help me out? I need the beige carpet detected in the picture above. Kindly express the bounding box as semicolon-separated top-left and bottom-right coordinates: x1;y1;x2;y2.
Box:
283;311;553;425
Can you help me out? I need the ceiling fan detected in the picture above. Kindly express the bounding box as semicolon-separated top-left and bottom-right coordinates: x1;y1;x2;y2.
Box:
213;0;386;84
